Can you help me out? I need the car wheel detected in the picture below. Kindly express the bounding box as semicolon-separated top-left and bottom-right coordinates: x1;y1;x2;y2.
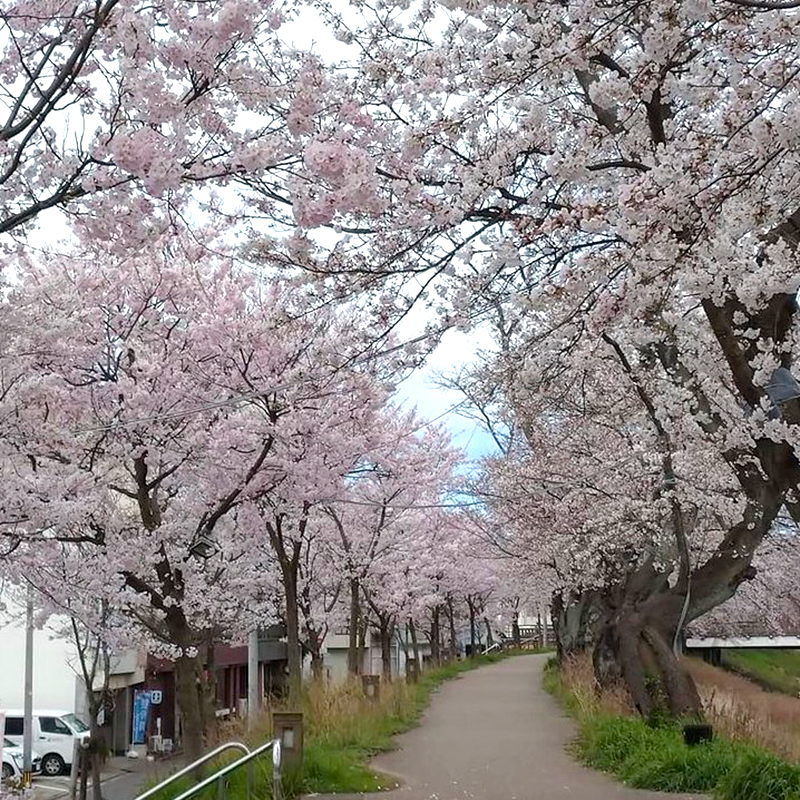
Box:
41;754;65;776
1;762;13;780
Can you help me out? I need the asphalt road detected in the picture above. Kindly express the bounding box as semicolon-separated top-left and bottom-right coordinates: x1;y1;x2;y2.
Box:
312;654;703;800
30;757;164;800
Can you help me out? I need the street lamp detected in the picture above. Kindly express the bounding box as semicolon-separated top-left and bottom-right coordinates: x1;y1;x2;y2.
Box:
188;531;218;561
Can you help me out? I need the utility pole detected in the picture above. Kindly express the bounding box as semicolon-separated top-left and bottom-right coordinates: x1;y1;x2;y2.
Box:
23;582;34;787
247;629;259;731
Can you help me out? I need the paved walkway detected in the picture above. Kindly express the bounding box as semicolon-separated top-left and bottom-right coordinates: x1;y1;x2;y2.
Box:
311;654;701;800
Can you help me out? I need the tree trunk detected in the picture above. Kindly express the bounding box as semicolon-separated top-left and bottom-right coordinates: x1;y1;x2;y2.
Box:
589;559;720;721
484;618;494;649
358;614;369;673
446;597;457;661
409;618;421;664
175;653;204;765
552;589;608;661
200;640;218;745
282;566;303;696
429;608;441;665
379;616;394;680
512;611;521;648
78;752;88;800
87;708;102;800
467;598;477;657
348;578;361;676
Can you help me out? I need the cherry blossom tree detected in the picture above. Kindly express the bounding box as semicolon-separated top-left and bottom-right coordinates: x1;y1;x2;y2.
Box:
257;0;800;718
0;0;319;242
244;372;390;693
321;411;461;676
0;229;395;756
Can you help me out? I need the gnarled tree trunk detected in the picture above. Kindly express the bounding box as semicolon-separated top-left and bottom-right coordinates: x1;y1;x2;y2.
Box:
552;589;608;661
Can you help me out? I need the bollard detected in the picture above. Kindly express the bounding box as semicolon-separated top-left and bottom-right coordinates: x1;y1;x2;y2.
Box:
69;738;81;800
361;674;381;702
406;658;419;684
271;712;303;772
272;739;283;800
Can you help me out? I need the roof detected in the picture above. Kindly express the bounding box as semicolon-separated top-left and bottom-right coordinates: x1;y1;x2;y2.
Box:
1;709;73;717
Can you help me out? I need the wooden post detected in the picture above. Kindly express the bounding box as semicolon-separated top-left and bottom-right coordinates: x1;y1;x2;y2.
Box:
271;711;303;771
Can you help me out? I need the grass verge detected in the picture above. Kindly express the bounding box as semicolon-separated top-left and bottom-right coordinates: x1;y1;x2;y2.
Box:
149;650;541;799
544;656;800;800
719;649;800;697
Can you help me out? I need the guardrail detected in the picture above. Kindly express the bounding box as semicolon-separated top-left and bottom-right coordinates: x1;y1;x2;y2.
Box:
133;739;282;800
481;635;550;655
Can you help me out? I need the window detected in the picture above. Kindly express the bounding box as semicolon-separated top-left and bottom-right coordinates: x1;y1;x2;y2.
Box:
4;718;23;736
63;714;88;733
39;717;71;735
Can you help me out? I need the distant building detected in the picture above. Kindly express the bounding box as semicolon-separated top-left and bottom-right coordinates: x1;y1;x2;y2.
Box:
317;626;438;682
89;626;288;756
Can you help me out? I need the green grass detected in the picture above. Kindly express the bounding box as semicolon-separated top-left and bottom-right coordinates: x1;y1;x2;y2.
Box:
147;650;539;799
544;657;800;800
721;649;800;696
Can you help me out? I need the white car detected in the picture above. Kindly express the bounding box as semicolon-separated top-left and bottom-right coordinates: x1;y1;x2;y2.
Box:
3;711;89;777
1;738;42;781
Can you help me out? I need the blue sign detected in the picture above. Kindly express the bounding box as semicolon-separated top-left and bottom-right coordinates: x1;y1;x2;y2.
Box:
132;689;152;745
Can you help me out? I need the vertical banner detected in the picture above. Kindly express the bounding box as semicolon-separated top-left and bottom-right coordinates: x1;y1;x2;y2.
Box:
131;690;152;745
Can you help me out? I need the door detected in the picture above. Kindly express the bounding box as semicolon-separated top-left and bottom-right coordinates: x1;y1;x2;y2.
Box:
37;717;74;763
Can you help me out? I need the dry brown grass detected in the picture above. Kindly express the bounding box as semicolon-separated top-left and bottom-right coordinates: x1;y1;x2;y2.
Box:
209;675;416;747
556;652;800;762
686;657;800;761
559;653;636;717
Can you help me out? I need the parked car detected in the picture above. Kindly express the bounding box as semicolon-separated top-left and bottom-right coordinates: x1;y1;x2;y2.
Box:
3;711;90;776
1;738;42;781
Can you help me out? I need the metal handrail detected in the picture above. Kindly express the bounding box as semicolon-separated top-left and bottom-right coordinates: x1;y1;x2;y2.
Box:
482;635;548;656
134;742;251;800
171;739;282;800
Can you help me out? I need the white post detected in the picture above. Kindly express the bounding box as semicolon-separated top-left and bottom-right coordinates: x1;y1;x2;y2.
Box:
247;629;259;730
0;712;5;790
69;739;80;800
23;582;34;786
